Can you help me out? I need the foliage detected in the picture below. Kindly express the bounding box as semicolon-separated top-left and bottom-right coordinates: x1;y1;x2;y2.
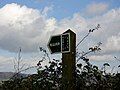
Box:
1;57;120;90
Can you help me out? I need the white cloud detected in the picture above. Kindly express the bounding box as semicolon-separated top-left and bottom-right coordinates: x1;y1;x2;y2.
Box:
0;3;88;53
0;53;49;74
89;55;113;61
0;56;14;72
42;5;53;16
86;2;109;16
0;55;38;73
0;3;120;58
0;3;56;52
102;34;120;53
55;13;87;34
45;17;56;31
87;8;120;54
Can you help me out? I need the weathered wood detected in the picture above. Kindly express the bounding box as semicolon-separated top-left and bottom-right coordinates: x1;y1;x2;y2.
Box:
62;29;76;90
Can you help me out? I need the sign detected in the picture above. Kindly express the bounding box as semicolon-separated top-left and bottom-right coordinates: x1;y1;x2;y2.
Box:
62;33;70;53
47;33;70;54
47;35;61;54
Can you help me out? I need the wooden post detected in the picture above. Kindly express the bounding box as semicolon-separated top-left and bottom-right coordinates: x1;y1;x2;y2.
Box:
62;29;76;90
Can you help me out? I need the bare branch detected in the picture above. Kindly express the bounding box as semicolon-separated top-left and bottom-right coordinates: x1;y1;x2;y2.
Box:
76;42;102;62
39;47;50;61
76;24;100;48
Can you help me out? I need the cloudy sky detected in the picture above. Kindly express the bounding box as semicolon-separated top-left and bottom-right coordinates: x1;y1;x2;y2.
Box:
0;0;120;73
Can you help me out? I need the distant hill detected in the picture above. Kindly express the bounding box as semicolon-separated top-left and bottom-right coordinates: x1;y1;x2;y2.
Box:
0;72;14;81
0;72;28;81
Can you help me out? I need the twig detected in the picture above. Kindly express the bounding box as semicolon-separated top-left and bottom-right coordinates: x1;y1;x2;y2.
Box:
76;24;100;48
10;66;38;80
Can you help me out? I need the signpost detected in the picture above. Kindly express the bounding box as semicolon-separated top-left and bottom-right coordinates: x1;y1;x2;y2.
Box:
47;29;76;90
62;30;76;90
